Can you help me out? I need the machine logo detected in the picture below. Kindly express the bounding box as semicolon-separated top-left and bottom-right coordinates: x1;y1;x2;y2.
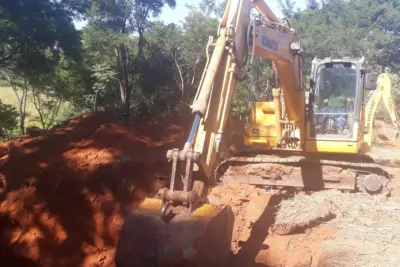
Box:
261;34;278;51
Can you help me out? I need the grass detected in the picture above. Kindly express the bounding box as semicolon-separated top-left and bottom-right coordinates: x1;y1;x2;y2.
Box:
274;189;400;267
1;86;39;127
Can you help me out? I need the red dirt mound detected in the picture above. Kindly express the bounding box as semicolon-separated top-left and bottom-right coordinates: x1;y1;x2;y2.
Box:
373;120;399;147
0;113;336;267
0;112;192;267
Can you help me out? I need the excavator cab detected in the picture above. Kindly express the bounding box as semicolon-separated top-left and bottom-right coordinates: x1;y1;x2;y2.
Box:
308;58;370;141
306;57;399;153
244;56;399;154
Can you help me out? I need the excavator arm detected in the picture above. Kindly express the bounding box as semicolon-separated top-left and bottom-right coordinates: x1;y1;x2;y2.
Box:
190;0;304;179
115;1;304;267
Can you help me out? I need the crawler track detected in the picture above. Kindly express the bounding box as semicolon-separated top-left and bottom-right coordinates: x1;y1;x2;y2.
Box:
215;153;391;196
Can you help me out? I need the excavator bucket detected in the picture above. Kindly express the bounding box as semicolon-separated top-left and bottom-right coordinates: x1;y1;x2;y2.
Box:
115;198;234;267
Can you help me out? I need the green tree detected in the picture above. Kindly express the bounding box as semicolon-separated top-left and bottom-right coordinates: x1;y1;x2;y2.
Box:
1;0;84;134
84;0;176;120
90;63;119;110
6;75;29;135
0;0;81;75
146;11;219;114
277;0;296;18
28;55;90;130
59;0;90;18
193;0;227;18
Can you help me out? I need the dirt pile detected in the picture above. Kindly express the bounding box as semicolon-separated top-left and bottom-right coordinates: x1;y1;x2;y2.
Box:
208;182;336;267
0;112;191;267
0;111;338;267
373;120;399;147
4;112;394;267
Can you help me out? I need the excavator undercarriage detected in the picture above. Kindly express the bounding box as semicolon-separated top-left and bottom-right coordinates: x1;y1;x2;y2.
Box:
218;153;390;196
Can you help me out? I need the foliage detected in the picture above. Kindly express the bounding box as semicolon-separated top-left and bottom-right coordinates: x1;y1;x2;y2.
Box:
1;52;90;135
281;0;400;72
145;11;219;114
0;86;88;138
35;57;90;129
1;0;400;140
188;0;227;18
231;84;251;116
59;0;91;18
82;0;177;120
31;91;62;130
6;76;29;135
90;63;119;110
231;58;276;116
389;71;400;106
0;0;86;135
0;0;82;77
0;99;18;140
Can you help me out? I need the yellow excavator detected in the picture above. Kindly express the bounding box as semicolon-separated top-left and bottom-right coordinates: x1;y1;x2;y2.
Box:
115;0;399;266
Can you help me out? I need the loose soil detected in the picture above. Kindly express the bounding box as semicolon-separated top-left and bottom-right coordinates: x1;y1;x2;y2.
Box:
207;181;337;267
0;112;191;267
0;112;398;267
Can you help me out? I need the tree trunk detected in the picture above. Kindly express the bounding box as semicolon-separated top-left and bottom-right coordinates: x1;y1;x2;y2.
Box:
32;89;46;129
116;44;131;122
21;84;28;135
48;97;62;129
11;81;28;135
115;19;147;122
94;90;99;111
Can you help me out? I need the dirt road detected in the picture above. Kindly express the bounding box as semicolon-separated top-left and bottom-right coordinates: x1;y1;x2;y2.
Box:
0;112;399;267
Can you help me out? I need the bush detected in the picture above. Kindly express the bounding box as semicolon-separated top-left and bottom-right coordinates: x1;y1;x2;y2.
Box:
0;99;18;140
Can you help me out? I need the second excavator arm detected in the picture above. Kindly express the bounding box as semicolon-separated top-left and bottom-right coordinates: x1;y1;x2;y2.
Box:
363;73;400;149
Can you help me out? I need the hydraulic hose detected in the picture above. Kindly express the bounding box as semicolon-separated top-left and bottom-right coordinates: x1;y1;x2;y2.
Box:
186;113;201;145
247;18;256;66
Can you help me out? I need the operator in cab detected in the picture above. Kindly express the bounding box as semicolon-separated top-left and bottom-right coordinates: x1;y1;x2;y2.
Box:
323;80;350;107
319;77;353;132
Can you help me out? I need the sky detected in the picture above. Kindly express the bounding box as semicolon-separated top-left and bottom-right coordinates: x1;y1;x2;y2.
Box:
74;0;307;29
158;0;307;24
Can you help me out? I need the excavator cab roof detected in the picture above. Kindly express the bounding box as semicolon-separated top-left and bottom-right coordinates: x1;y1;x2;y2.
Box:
312;56;365;65
312;56;375;73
